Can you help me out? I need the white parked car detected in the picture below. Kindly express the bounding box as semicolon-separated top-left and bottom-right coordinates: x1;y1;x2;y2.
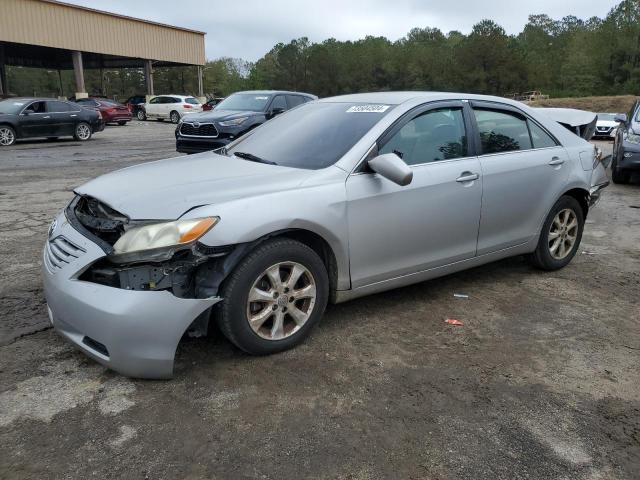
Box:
592;113;621;139
139;95;203;123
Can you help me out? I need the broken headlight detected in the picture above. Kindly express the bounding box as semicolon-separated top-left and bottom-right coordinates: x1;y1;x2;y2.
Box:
113;217;219;255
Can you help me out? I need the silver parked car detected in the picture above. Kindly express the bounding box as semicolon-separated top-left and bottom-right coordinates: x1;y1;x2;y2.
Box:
42;92;609;378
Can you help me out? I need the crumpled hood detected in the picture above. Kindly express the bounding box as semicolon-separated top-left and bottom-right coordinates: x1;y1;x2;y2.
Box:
75;152;314;219
182;109;262;123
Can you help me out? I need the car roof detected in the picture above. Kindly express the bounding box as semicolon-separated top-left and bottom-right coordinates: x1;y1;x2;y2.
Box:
318;91;542;107
234;90;317;98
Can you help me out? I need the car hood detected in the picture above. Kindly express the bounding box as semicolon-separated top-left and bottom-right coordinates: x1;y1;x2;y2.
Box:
182;109;262;123
75;152;315;219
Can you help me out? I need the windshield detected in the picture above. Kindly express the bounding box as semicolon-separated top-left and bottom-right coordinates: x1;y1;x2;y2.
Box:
227;102;394;169
598;113;617;121
215;93;271;112
0;99;28;115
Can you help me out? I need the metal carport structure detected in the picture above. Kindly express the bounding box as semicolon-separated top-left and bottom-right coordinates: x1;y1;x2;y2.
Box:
0;0;206;98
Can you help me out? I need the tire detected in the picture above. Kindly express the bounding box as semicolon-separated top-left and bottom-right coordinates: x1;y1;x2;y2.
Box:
611;156;630;184
117;121;127;126
137;110;146;121
170;111;181;124
73;122;92;141
529;195;584;271
0;125;16;146
218;238;329;355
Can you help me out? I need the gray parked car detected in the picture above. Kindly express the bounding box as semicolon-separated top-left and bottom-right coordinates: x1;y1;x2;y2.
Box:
42;92;609;378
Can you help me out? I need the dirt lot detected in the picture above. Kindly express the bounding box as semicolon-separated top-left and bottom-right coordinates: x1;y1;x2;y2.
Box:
528;95;637;114
1;123;639;480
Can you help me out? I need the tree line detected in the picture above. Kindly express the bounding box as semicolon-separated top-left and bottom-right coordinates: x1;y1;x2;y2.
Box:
5;0;640;100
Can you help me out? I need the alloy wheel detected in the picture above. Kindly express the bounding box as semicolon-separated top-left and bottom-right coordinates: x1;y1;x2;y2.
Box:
246;262;317;341
0;127;15;146
548;208;578;260
76;124;91;140
170;112;180;124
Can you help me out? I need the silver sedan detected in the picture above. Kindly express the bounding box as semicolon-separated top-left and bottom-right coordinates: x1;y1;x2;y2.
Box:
42;92;609;378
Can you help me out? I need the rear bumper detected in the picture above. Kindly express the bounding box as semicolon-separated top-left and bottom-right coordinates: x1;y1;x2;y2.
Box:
42;211;220;378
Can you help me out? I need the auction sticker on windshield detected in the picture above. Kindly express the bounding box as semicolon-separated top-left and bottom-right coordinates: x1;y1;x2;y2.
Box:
346;105;390;113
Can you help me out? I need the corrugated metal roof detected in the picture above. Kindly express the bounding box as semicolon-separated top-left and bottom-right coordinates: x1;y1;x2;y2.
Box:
0;0;206;65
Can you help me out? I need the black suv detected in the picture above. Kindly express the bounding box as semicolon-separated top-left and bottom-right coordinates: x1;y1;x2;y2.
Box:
612;99;640;184
175;90;316;154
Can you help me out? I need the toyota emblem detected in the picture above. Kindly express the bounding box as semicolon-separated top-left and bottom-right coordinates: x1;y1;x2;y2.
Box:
193;122;200;128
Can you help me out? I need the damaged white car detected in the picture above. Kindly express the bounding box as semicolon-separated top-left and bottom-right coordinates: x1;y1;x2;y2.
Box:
43;92;609;378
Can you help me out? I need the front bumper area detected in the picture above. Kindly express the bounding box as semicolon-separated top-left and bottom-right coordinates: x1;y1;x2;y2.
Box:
618;146;640;171
42;211;221;378
175;135;232;154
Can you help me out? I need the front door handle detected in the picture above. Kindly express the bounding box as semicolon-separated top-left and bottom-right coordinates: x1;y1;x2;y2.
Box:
70;114;77;117
548;157;565;166
43;116;51;119
456;172;479;183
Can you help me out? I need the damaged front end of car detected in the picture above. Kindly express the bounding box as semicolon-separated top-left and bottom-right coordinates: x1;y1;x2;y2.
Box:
67;194;250;337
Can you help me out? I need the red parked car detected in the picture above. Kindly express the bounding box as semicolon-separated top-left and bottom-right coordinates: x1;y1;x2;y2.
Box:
75;97;132;125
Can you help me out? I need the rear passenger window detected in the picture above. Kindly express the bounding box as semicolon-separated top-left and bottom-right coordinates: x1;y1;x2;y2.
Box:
47;101;72;112
474;109;532;154
529;121;557;148
380;108;468;166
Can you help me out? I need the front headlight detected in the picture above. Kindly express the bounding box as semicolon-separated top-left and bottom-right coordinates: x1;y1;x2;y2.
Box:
625;132;640;144
219;117;248;127
113;217;218;255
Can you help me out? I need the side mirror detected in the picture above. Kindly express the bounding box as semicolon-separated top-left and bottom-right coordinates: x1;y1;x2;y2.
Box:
368;153;413;186
22;110;31;116
614;113;627;124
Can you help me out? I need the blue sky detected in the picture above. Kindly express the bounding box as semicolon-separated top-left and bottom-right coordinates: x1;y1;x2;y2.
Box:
67;0;621;61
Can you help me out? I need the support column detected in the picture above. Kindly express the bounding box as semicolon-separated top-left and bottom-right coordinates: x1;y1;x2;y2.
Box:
0;44;6;97
197;65;204;97
144;59;154;98
72;50;87;98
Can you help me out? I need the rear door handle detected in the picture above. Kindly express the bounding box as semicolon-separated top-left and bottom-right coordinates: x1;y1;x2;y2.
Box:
548;157;565;166
456;172;479;183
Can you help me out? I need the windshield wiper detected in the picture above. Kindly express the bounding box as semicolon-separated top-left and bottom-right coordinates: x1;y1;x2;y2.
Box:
233;151;277;165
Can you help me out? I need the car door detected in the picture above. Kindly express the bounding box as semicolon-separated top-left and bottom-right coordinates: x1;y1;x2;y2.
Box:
346;101;482;288
146;96;162;118
46;101;75;136
19;101;53;138
470;102;569;255
267;95;287;119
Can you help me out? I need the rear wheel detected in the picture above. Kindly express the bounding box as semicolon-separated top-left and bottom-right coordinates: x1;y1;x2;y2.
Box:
73;122;92;141
170;111;180;124
218;238;329;355
137;110;146;121
0;125;16;146
529;195;584;271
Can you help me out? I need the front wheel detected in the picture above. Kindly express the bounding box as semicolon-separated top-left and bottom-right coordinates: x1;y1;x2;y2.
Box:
137;110;146;121
218;238;329;355
529;195;584;271
170;111;180;124
73;122;92;141
0;125;16;146
611;156;630;184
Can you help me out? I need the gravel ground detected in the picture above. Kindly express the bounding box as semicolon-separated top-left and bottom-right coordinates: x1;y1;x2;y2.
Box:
0;124;639;480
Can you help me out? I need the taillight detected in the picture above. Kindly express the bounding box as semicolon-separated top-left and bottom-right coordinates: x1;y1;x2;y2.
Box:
107;108;116;113
183;104;192;109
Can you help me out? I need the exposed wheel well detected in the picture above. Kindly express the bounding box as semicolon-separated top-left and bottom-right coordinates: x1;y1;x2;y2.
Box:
562;188;589;219
274;229;339;295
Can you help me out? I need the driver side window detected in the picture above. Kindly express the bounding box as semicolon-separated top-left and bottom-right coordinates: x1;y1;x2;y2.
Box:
270;95;287;112
379;108;468;166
